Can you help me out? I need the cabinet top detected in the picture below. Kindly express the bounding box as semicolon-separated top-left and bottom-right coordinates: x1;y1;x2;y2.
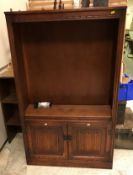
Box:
5;5;127;14
5;6;126;23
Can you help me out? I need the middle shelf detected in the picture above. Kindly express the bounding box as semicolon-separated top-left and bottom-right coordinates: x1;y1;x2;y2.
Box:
6;114;20;126
25;105;112;120
1;93;18;104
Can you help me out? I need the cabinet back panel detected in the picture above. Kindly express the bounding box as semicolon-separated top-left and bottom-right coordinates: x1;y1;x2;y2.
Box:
18;19;118;105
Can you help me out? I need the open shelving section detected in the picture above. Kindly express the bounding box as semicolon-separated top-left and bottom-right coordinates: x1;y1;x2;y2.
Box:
0;65;21;142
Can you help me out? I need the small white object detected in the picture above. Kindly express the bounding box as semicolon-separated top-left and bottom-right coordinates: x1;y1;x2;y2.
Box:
38;102;51;108
44;123;48;126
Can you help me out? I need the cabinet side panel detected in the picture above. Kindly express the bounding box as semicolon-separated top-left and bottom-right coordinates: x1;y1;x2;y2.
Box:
5;17;29;158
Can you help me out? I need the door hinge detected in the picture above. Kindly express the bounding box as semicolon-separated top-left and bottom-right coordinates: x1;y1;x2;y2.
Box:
63;135;72;141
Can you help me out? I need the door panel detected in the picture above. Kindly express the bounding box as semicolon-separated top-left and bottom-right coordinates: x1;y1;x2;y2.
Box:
68;121;112;161
25;120;67;160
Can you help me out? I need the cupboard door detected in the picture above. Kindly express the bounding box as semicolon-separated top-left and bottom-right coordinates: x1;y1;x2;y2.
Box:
68;121;112;161
25;120;67;160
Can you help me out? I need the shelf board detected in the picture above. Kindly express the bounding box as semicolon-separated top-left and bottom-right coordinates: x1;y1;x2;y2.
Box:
0;65;14;79
6;115;20;126
25;105;112;120
2;94;18;104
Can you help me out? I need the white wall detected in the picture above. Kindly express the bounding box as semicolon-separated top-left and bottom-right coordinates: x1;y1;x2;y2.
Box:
0;8;10;68
0;0;27;68
0;0;27;148
126;0;133;30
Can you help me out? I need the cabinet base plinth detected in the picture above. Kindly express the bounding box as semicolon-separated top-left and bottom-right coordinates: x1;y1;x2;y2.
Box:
27;158;112;169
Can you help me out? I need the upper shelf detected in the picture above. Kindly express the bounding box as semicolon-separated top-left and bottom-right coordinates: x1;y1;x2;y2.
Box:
1;93;18;104
25;105;112;120
0;65;14;79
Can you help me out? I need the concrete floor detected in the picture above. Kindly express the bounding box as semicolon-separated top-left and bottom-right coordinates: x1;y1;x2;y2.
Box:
0;133;133;175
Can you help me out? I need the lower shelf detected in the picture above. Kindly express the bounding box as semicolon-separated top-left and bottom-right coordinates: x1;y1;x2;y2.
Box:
6;115;20;126
2;93;18;104
7;126;21;143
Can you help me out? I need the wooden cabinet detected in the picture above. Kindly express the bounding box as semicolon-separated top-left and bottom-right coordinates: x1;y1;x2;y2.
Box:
68;121;112;161
5;3;126;168
25;120;67;160
25;114;112;166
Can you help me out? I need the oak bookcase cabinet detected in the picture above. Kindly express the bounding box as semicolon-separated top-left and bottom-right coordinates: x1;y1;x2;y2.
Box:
5;5;126;168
